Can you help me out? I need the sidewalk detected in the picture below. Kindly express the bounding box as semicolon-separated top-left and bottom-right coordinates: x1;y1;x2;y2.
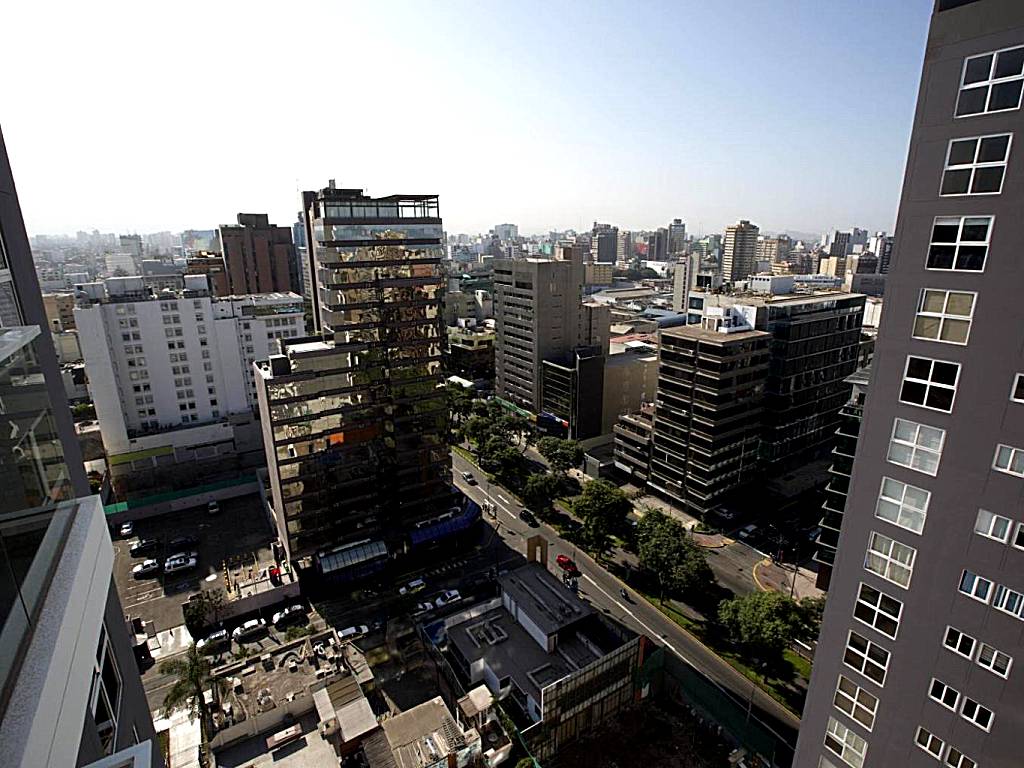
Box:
752;560;824;601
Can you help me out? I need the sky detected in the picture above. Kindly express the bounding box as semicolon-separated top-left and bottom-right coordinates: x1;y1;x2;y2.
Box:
1;0;933;239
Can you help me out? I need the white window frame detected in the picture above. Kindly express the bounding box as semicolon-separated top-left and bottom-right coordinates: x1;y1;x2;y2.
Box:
992;583;1024;618
929;678;961;712
912;288;976;345
993;443;1024;477
853;582;902;640
834;675;878;731
944;747;977;768
887;418;945;476
914;726;944;758
958;570;993;604
977;642;1013;678
843;630;890;686
1012;373;1024;403
875;477;930;534
864;531;916;588
899;355;960;413
1012;522;1024;551
956;44;1024;118
974;508;1012;542
940;133;1013;197
943;625;976;660
926;214;993;272
824;716;867;768
959;697;993;732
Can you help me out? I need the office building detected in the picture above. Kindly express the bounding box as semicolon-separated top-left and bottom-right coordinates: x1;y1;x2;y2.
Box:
255;185;466;573
592;224;618;262
647;323;770;516
868;231;895;274
75;275;302;467
613;404;655;485
184;253;230;295
42;291;77;330
616;229;633;262
722;220;759;282
118;234;143;259
493;248;608;415
104;252;137;276
668;218;687;254
493;223;518;242
646;228;668;261
219;213;299;295
796;3;1024;766
757;234;792;264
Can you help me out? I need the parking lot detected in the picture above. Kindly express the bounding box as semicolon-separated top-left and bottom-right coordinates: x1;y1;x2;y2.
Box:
113;493;276;633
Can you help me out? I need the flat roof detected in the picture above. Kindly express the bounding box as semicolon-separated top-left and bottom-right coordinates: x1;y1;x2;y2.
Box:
660;326;770;343
498;562;594;637
381;697;467;768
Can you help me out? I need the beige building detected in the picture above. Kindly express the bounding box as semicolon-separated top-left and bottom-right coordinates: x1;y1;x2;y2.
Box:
42;291;76;330
585;262;614;285
602;345;658;434
722;219;759;282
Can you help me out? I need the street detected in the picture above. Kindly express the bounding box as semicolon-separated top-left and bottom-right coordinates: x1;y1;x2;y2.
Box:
450;450;800;750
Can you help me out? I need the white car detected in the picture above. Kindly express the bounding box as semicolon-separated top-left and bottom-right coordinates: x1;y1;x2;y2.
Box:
412;601;434;618
119;521;134;538
435;589;461;608
339;625;368;640
163;555;198;575
399;578;426;596
232;618;267;641
460;470;476;485
132;559;161;579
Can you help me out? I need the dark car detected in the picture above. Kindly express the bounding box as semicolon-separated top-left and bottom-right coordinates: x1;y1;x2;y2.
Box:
519;509;540;527
169;535;200;551
129;538;160;557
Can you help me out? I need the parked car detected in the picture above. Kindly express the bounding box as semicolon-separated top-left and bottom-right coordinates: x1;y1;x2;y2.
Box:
460;470;476;485
412;601;433;618
129;538;160;557
519;509;539;527
737;524;758;540
339;625;368;640
399;578;426;596
232;618;267;642
806;526;823;542
435;589;461;608
713;506;738;521
272;604;308;629
207;500;220;516
163;555;198;575
119;521;134;538
132;559;161;579
169;535;200;551
555;555;580;576
196;629;230;655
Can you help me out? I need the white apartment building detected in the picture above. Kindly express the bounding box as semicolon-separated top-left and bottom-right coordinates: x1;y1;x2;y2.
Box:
75;274;303;462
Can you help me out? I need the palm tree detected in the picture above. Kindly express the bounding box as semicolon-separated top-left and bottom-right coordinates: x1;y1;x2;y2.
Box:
160;643;222;752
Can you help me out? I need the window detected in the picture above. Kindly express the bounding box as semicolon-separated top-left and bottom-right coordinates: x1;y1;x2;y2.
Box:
824;717;867;768
875;478;929;534
943;626;976;659
1012;522;1024;550
1012;373;1024;403
929;679;960;711
887;418;945;475
865;532;916;588
853;583;902;639
959;570;992;603
940;133;1012;195
977;642;1012;678
945;748;977;768
915;727;944;758
974;508;1012;542
913;289;975;344
843;631;889;686
957;45;1024;117
959;697;993;731
993;443;1024;477
90;627;122;755
834;675;878;730
992;583;1024;618
900;355;960;412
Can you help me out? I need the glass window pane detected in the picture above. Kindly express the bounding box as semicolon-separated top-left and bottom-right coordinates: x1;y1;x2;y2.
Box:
926;388;954;411
978;135;1010;162
918;426;944;450
932;221;961;242
941;170;972;195
994;48;1024;78
989;80;1023;111
961;218;991;240
948;139;979;165
956;86;987;116
954;245;987;270
964;54;994;84
894;420;917;442
932;362;959;386
945;292;974;316
940;319;970;343
907;357;932;380
914;317;940;339
921;290;947;313
971;166;1005;193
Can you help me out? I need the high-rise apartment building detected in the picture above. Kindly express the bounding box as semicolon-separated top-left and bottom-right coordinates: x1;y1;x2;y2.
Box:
646;228;668;261
722;220;759;282
616;229;633;262
255;185;462;573
796;3;1024;767
668;218;687;254
647;324;770;516
758;234;792;264
118;233;143;259
219;213;299;296
493;223;518;242
592;223;618;262
868;231;895;274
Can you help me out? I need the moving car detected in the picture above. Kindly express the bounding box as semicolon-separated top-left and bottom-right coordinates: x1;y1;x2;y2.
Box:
119;521;134;538
132;559;161;579
460;470;476;485
339;625;368;640
196;629;230;655
207;500;220;516
519;509;539;527
232;618;267;641
169;535;200;550
435;589;461;608
555;555;580;576
272;604;308;629
399;578;426;596
129;538;160;557
163;555;198;575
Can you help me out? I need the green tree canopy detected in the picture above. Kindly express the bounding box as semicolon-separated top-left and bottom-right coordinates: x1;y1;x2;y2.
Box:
637;509;713;599
520;472;560;516
537;436;584;474
160;643;223;747
718;590;804;663
571;480;631;556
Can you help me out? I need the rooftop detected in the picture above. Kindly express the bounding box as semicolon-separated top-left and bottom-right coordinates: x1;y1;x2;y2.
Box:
381;697;469;768
498;562;594;637
660;325;771;343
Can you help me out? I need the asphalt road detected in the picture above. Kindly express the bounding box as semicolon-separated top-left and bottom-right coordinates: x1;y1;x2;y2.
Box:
451;450;800;750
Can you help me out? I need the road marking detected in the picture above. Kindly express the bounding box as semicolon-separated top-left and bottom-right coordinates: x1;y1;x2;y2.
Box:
582;575;683;658
496;494;509;504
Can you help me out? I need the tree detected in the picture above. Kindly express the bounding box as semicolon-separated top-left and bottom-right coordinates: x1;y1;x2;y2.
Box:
183;588;226;630
537;437;584;475
717;591;804;665
637;509;713;600
464;415;492;448
446;382;475;430
160;643;223;751
520;473;560;517
798;595;826;640
515;759;537;768
571;480;631;555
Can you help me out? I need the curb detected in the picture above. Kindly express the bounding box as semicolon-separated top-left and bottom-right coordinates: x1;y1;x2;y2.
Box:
751;558;771;592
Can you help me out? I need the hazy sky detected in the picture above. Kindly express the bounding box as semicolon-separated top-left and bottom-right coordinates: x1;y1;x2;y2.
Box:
2;0;932;238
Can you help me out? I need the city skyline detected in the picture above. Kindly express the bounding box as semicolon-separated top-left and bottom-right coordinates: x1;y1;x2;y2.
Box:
3;0;931;238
